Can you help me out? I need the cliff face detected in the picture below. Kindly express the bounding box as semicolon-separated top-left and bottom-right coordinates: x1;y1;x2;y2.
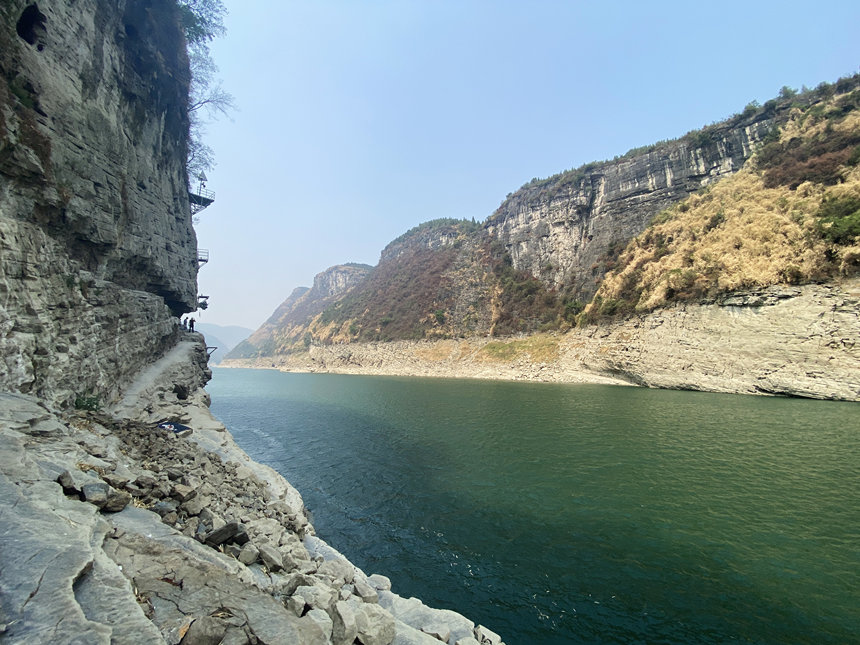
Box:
0;0;197;406
486;113;777;300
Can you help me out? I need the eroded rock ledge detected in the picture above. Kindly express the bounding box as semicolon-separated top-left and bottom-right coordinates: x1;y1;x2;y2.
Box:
0;337;503;645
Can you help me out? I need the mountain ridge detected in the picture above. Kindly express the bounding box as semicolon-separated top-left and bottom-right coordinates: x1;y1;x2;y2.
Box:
225;75;860;400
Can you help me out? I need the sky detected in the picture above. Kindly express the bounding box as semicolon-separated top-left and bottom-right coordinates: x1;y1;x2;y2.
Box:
193;0;860;329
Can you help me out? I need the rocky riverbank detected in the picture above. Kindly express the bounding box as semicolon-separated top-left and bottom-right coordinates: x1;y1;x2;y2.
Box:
0;335;504;645
222;279;860;401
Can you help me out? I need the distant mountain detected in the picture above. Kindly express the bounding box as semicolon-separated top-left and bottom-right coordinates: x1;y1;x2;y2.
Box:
226;264;373;359
196;323;254;364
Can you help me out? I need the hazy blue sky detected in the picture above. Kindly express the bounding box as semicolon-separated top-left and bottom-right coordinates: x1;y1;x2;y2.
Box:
194;0;860;329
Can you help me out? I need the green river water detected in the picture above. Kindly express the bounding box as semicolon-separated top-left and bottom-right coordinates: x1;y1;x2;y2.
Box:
207;368;859;644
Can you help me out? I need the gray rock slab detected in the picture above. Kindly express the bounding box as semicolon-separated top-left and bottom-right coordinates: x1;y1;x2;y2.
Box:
0;472;111;644
391;619;446;645
238;542;259;565
258;542;284;571
72;527;163;645
306;608;333;639
379;592;475;645
422;624;450;642
353;579;380;604
81;481;110;507
331;599;358;645
204;520;246;547
106;508;327;645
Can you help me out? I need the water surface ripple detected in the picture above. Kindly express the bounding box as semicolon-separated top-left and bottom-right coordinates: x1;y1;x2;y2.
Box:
208;369;860;644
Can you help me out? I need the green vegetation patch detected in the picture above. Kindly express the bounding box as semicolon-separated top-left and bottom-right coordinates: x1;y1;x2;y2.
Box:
487;241;570;334
478;335;560;363
74;394;100;411
318;245;460;342
816;195;860;244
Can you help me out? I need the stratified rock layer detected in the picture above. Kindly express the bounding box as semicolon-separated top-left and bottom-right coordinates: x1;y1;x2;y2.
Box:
486;116;776;300
0;0;197;406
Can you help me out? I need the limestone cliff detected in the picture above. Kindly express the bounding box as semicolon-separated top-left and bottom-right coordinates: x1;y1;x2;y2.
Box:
486;108;779;301
0;0;197;406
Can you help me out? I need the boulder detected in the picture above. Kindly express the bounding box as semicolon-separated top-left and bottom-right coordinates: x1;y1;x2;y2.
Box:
204;520;247;547
330;600;358;645
306;608;334;639
354;602;396;645
353;580;379;604
318;558;354;585
368;574;392;591
81;481;110;508
103;487;132;512
292;585;336;613
58;468;100;493
238;543;259;565
258;542;284;572
172;483;197;502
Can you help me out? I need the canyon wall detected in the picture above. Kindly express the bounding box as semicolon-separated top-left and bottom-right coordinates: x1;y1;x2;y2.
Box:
486;114;778;300
0;0;197;406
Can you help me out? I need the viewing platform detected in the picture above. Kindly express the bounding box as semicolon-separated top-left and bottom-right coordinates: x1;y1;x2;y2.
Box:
198;249;209;266
189;187;215;215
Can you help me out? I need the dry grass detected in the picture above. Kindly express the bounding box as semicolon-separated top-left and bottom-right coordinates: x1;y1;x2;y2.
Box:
476;334;560;363
585;99;860;319
415;341;457;362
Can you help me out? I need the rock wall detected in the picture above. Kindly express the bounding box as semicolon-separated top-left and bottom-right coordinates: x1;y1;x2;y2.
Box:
486;115;778;300
0;0;197;406
566;278;860;400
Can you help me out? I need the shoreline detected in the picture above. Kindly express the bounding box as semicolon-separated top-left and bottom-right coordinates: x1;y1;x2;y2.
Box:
0;338;503;644
221;278;860;402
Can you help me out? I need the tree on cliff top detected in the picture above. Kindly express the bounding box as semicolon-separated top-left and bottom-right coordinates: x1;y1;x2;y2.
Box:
176;0;233;180
177;0;226;46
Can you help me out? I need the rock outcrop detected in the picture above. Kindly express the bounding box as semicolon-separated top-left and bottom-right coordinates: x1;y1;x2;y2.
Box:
0;2;506;642
485;115;777;301
0;0;197;406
